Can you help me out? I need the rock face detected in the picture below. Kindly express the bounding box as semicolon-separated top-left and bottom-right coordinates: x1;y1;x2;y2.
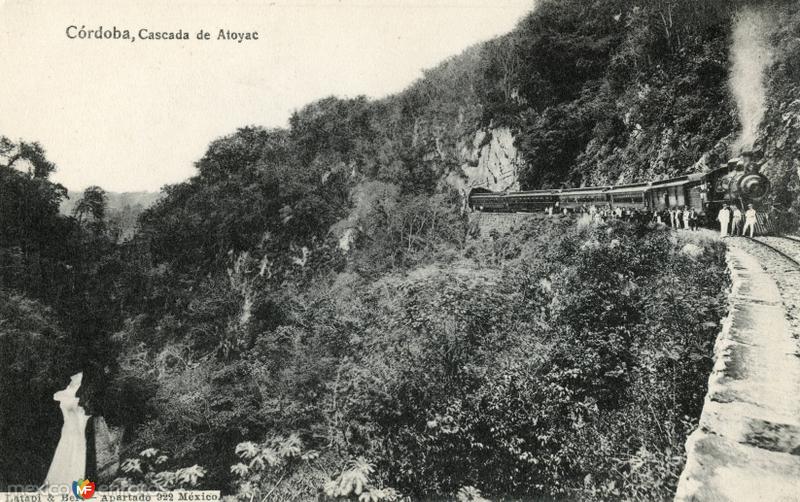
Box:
94;417;123;480
759;97;800;209
459;127;522;193
675;246;800;502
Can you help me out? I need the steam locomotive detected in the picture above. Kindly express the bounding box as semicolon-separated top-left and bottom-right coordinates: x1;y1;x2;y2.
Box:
467;152;770;221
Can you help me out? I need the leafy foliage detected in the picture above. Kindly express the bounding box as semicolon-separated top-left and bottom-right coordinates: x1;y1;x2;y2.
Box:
324;458;400;502
111;448;206;491
123;218;727;500
228;434;324;501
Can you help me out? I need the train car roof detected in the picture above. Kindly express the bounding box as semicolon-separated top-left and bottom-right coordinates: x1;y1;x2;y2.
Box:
505;190;559;197
606;182;650;194
649;173;705;188
467;187;497;196
558;186;612;193
469;188;559;198
559;187;610;196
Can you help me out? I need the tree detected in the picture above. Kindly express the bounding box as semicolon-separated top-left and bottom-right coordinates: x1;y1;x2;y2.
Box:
0;136;57;178
73;185;108;223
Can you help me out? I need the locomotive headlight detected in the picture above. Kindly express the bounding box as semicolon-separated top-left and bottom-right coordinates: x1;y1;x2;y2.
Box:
738;173;770;200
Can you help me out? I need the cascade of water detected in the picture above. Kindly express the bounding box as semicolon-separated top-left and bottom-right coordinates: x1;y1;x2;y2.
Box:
42;373;89;486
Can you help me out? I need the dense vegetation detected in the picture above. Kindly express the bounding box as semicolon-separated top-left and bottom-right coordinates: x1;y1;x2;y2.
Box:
0;133;730;500
3;0;798;499
111;214;728;500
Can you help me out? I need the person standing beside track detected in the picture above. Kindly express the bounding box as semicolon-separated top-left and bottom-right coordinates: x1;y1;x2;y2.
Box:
717;205;731;238
731;206;743;236
688;208;698;231
743;204;758;238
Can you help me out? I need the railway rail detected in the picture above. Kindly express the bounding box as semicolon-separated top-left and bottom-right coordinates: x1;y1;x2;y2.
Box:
750;235;800;267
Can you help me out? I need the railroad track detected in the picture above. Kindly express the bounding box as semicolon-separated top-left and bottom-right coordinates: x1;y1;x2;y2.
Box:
738;235;800;341
748;235;800;267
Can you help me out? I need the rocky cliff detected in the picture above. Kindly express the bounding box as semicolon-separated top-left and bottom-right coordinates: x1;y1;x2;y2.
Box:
758;5;800;218
459;127;522;193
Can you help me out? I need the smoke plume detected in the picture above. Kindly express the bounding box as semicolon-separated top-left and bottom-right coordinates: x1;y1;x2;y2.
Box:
730;6;774;153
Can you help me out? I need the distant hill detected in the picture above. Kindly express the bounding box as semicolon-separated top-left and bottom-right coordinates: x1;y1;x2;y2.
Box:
61;190;161;240
60;190;161;215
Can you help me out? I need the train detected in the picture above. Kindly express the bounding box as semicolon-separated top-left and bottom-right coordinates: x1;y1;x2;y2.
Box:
467;152;771;223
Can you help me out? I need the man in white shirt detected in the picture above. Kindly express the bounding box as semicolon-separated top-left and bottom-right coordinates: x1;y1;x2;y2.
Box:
717;205;730;238
731;206;743;236
743;204;758;238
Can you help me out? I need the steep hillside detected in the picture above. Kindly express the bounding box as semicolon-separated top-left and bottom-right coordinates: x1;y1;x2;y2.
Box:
208;0;796;230
374;1;738;191
758;2;800;220
349;0;798;219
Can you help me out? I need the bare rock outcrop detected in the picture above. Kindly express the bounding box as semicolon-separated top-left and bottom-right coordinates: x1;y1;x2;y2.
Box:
458;127;522;193
95;417;124;480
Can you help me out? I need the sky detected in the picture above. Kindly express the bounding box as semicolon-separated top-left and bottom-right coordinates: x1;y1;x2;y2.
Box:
0;0;535;192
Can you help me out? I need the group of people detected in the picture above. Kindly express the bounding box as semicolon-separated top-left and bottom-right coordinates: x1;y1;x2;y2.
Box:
586;204;627;222
717;203;758;238
652;206;700;230
546;203;650;223
544;202;761;239
546;203;701;227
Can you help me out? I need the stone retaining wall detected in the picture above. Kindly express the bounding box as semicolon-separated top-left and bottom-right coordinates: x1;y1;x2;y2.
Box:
675;247;800;501
468;211;551;237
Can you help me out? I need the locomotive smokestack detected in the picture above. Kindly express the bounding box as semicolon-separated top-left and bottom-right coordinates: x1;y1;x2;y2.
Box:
742;148;766;174
741;149;755;172
725;149;762;173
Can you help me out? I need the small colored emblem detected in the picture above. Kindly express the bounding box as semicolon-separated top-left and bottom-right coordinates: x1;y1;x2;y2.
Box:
72;479;96;499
